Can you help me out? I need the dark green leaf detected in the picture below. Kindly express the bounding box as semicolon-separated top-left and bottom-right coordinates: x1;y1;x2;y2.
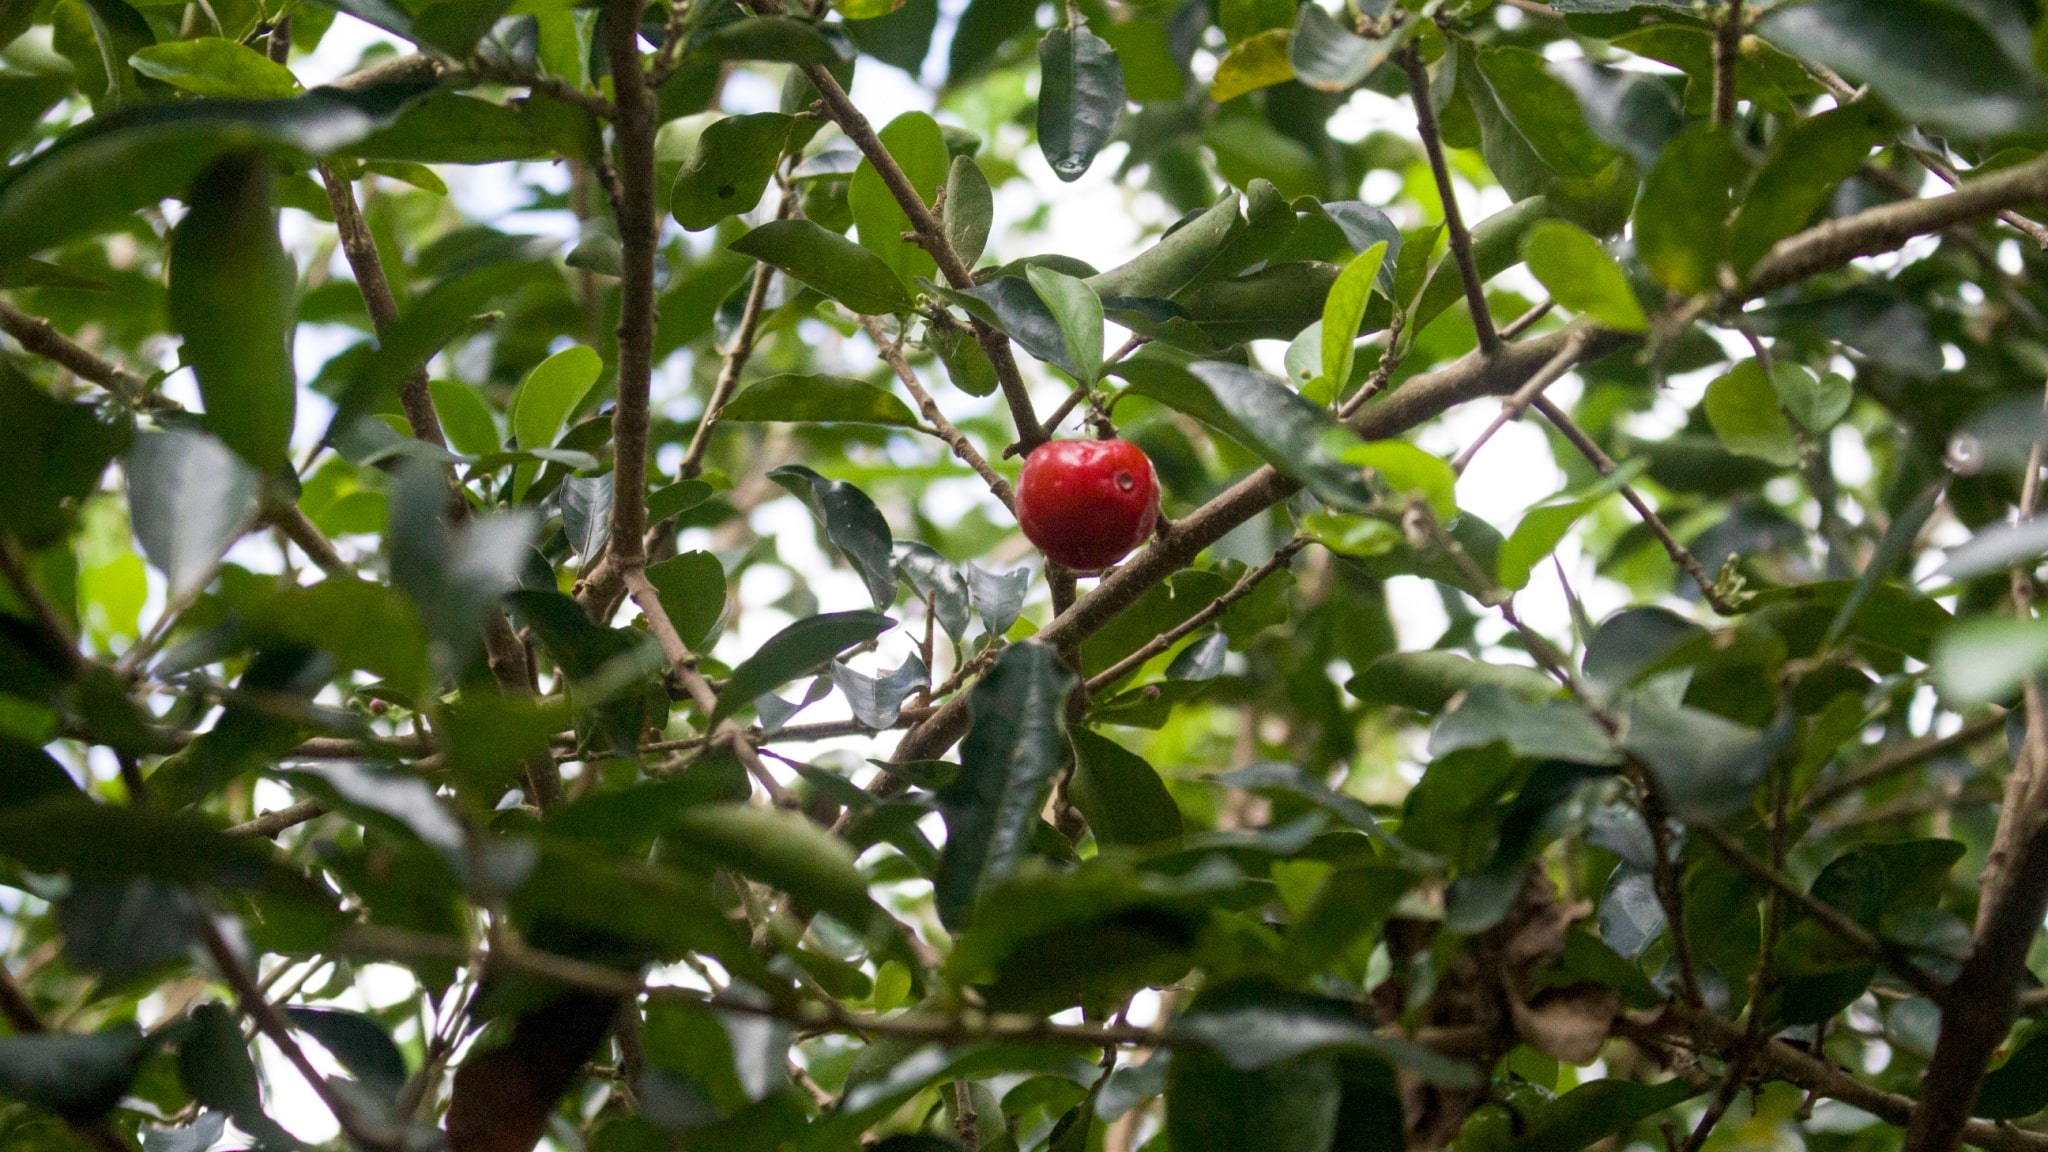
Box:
126;429;260;602
1429;684;1619;765
672;112;793;232
1037;24;1125;181
178;1001;296;1149
1177;260;1337;343
129;38;299;98
1728;102;1889;275
1977;1031;2048;1119
1461;44;1635;234
1085;191;1243;301
721;373;921;428
0;83;422;267
895;541;970;642
0;366;132;548
1068;727;1182;846
832;653;928;729
690;16;850;64
1184;361;1374;507
1025;265;1104;383
1635;122;1745;297
714;610;894;722
0;1024;152;1120
1620;698;1787;824
1757;0;2048;139
168;153;297;474
1288;4;1404;92
729;218;915;315
1346;650;1558;712
936;641;1076;928
936;276;1088;379
768;464;897;609
283;1007;407;1100
967;563;1029;637
1515;1078;1702;1152
646;550;727;654
665;803;878;928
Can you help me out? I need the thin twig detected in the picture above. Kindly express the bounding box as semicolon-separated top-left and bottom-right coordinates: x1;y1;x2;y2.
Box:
227;800;327;838
1449;330;1585;473
1400;45;1498;356
265;504;349;577
860;316;1015;511
1802;711;2006;812
1084;537;1305;693
318;164;446;448
679;191;793;482
0;299;150;403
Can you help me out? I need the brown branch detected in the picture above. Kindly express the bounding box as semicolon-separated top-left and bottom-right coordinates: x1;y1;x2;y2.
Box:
1711;0;1742;130
1449;329;1585;472
329;53;447;91
600;0;660;571
860;316;1015;511
1533;396;1738;615
1400;45;1498;356
227;799;327;838
679;194;791;482
742;0;1045;451
466;59;614;119
265;504;349;577
319;163;447;448
1692;822;1948;1003
1803;711;2006;812
1084;537;1304;694
0;298;149;402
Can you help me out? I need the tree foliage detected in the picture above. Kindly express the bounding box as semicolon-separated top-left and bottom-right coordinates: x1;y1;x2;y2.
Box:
5;0;2048;1151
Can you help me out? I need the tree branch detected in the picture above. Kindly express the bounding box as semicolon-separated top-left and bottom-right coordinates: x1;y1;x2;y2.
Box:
860;315;1015;511
1083;536;1305;694
318;163;447;449
1802;711;2005;813
600;0;660;571
0;298;150;402
1711;0;1742;130
1400;45;1498;357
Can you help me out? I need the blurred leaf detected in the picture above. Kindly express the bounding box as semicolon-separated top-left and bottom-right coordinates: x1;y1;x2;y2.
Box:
1086;191;1243;301
512;345;602;457
724;372;921;428
666;803;878;928
1333;438;1455;521
715;610;894;722
177;1002;296;1149
1620;698;1786;824
283;1007;407;1100
126;429;260;602
1186;361;1374;508
1635;122;1744;297
769;464;898;609
1516;1078;1701;1152
730;218;915;315
1211;29;1293;103
1429;684;1619;765
556;472;612;558
1757;0;2048;139
936;641;1076;928
1520;220;1645;332
1347;650;1557;712
1289;5;1404;92
1933;616;2048;704
430;379;501;456
690;16;850;64
1038;24;1125;181
1705;359;1801;467
1729;102;1889;275
168;153;297;474
0;1024;153;1120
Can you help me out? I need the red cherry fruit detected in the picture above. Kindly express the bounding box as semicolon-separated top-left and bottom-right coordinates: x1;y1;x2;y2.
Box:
1016;438;1160;571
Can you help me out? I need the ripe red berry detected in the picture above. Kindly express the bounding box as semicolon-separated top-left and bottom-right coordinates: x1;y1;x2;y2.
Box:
1016;438;1160;572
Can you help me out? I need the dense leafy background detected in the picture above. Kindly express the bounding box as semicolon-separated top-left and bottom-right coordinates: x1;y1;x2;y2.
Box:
6;0;2048;1151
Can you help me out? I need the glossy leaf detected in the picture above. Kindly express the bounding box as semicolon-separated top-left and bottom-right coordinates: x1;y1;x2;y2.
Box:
1085;191;1242;300
769;464;898;609
1185;361;1375;508
894;542;971;642
832;652;928;728
645;550;727;653
0;1024;153;1120
168;153;297;474
714;610;894;723
667;803;877;928
722;373;921;428
1037;24;1125;181
967;562;1030;637
936;641;1076;928
1025;265;1105;383
729;218;916;315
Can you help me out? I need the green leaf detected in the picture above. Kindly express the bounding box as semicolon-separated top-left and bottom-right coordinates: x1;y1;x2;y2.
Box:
282;1007;407;1101
690;16;851;64
1332;439;1456;521
1516;1078;1702;1152
178;1000;297;1150
1461;44;1635;234
1211;28;1294;103
672;112;793;232
1171;981;1477;1083
645;551;727;654
768;464;898;610
1771;363;1852;434
1620;697;1786;824
936;276;1088;379
1085;191;1243;301
936;641;1077;928
1728;102;1890;275
1037;24;1125;181
849;111;947;292
929;321;1001;397
344;89;553;163
250;578;430;699
0;83;420;267
947;0;1039;83
665;803;877;929
1185;361;1375;508
429;378;501;456
129;38;299;98
1932;616;2048;704
1345;650;1558;712
832;653;928;728
1289;4;1405;92
1178;260;1339;344
1704;359;1801;467
942;154;994;268
1976;1030;2048;1119
168;153;298;474
126;429;260;601
715;610;894;723
513;344;603;455
1319;241;1388;400
721;373;921;428
0;795;294;887
1025;265;1104;384
1635;122;1745;297
1519;220;1646;332
846;0;939;73
0;1024;152;1120
729;218;916;316
894;541;970;642
1068;727;1182;846
1757;0;2048;139
1429;684;1619;764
